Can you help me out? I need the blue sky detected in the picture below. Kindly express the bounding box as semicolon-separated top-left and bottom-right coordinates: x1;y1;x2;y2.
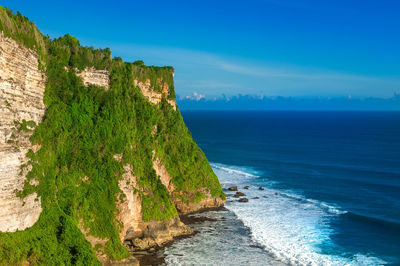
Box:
4;0;400;99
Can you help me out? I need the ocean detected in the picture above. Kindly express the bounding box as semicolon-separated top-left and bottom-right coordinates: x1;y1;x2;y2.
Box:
162;111;400;265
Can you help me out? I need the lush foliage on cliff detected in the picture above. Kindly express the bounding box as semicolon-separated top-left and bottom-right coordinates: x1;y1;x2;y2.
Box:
0;6;47;63
0;5;224;265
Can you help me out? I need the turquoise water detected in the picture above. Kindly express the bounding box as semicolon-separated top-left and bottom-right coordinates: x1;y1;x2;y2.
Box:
173;111;400;265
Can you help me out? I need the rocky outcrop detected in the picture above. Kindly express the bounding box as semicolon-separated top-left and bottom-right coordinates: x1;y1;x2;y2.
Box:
80;167;141;266
234;191;246;198
116;162;192;252
117;164;142;241
173;188;225;214
228;186;238;191
124;217;192;252
152;152;176;193
75;69;176;109
134;78;177;110
76;67;109;89
0;31;45;232
151;153;225;214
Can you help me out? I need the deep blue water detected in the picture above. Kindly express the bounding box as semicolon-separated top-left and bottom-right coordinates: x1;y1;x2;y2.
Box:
181;111;400;265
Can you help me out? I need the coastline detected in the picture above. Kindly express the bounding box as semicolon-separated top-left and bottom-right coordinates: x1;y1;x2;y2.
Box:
132;206;226;265
134;201;284;266
128;110;400;265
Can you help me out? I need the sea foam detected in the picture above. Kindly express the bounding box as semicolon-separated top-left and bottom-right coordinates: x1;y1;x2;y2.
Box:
212;163;386;266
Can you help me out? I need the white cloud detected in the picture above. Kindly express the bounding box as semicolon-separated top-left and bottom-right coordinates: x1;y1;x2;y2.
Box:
180;92;206;101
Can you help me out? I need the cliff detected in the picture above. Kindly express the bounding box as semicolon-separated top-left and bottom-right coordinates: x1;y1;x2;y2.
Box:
0;6;225;265
0;30;44;232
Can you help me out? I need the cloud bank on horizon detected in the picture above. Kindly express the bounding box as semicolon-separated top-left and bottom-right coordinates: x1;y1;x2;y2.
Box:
6;0;400;106
177;91;400;110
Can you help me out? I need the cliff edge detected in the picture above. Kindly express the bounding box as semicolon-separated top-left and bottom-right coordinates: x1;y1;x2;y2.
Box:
0;6;225;265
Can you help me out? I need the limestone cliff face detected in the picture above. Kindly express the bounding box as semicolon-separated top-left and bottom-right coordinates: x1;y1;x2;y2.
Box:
152;150;225;214
116;158;192;252
76;68;177;112
112;149;224;253
152;151;176;193
74;67;176;109
0;31;44;232
76;66;109;89
173;188;225;214
117;164;142;241
134;78;177;110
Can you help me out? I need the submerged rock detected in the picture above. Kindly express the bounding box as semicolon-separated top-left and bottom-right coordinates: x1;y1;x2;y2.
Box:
234;192;246;198
238;198;249;203
243;186;250;189
263;196;268;198
258;186;264;191
252;197;259;199
228;186;238;191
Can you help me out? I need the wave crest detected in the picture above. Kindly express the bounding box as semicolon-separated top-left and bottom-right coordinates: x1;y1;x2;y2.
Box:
212;163;386;265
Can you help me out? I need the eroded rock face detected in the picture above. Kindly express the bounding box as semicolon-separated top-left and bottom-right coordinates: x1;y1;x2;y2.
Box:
152;151;176;193
76;67;110;89
134;78;177;110
0;31;45;232
152;153;225;214
125;217;192;251
173;188;225;214
117;162;192;251
117;164;143;241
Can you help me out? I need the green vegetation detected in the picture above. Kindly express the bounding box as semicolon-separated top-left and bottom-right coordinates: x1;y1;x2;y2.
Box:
0;6;47;65
155;100;225;198
14;119;36;132
0;5;224;265
131;63;176;97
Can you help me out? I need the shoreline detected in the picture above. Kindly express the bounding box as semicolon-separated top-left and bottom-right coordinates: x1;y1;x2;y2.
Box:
130;183;288;266
136;202;284;265
132;196;285;266
133;206;226;265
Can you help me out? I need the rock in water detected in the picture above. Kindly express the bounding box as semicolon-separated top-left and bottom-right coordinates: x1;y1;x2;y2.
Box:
258;186;264;191
243;186;250;189
234;192;246;198
238;198;249;203
228;186;238;191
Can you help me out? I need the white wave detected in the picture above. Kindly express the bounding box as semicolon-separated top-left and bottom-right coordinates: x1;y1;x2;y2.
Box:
210;162;259;178
278;192;347;215
163;209;285;266
317;201;348;215
212;163;385;266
